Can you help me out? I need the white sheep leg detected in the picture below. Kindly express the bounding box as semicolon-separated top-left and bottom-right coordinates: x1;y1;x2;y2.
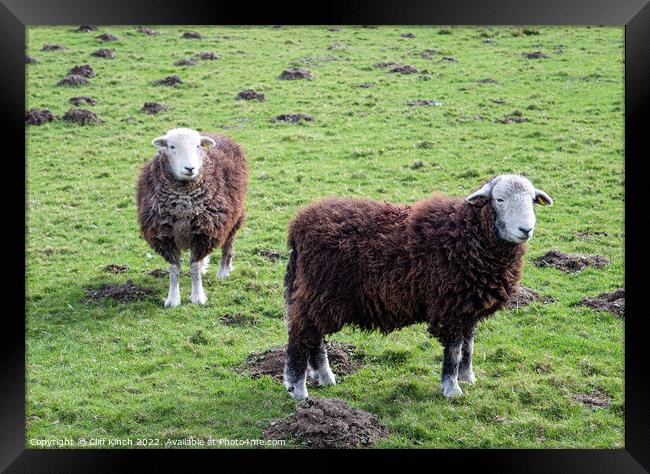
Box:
441;340;463;398
190;260;207;305
164;263;181;308
308;342;336;386
284;366;308;400
217;259;233;279
458;330;476;384
199;255;210;275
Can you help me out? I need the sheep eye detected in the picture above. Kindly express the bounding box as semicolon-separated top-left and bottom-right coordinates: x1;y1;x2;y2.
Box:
170;145;175;149
496;198;504;203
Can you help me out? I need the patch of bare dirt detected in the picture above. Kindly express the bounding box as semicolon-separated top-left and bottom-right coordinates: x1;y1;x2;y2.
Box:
272;113;314;123
279;68;314;80
25;108;54;125
137;26;159;35
96;33;119;42
327;42;347;50
25;55;39;64
84;280;156;303
198;51;218;60
496;111;529;124
255;249;285;262
263;397;388;448
237;89;265;101
219;312;258;326
523;51;549;59
389;64;418;74
478;78;498;84
533;250;610;273
356;82;375;88
104;264;129;273
182;31;202;39
69;95;97;106
141;102;170;114
373;61;399;69
420;49;437;59
406;99;442;106
41;44;65;52
506;285;555;309
57;75;89;87
174;58;197;66
152;75;183;86
575;231;610;240
242;342;363;382
579;289;624;317
147;268;168;278
400;32;416;38
75;25;97;32
91;49;115;58
571;390;612;409
61;108;103;125
67;64;95;78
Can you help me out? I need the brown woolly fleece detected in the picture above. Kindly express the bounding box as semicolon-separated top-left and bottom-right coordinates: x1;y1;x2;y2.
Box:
136;134;248;265
285;195;524;345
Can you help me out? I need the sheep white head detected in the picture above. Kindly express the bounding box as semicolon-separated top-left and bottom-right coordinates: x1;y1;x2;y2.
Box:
466;174;553;244
152;128;216;181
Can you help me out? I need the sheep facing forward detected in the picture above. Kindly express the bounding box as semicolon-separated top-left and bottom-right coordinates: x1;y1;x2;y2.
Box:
137;128;248;307
283;175;553;399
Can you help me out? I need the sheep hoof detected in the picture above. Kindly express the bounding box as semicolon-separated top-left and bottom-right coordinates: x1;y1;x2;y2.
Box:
316;369;336;387
458;370;476;384
190;292;208;305
217;264;233;279
164;296;181;308
441;379;463;398
288;385;308;400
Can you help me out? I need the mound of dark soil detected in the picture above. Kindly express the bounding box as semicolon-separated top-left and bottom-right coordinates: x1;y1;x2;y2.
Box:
91;49;115;58
141;102;170;114
389;64;418;74
41;44;65;52
237;89;265;101
198;51;218;60
263;398;388;448
67;64;95;78
104;264;129;273
255;249;285;262
534;250;610;273
69;95;97;106
25;55;39;64
96;33;119;42
84;280;155;303
61;108;102;125
406;99;442;106
182;31;202;39
571;390;611;409
243;342;363;382
400;32;416;38
137;26;159;35
174;58;197;66
57;75;89;87
25;108;54;125
523;51;549;59
478;78;498;84
506;285;555;309
220;312;258;326
75;25;97;32
152;75;183;86
420;49;436;59
272;113;313;123
279;68;314;80
147;268;168;278
579;289;624;317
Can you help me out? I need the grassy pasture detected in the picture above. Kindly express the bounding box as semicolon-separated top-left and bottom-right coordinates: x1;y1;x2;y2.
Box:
26;25;624;448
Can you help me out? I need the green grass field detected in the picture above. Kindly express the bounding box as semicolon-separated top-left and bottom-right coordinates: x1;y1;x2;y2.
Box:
26;25;624;448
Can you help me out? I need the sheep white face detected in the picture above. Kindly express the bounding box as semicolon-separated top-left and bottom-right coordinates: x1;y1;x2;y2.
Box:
466;175;553;244
152;128;216;181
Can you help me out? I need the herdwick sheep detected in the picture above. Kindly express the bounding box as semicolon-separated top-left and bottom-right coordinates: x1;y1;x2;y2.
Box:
137;128;248;307
283;174;552;399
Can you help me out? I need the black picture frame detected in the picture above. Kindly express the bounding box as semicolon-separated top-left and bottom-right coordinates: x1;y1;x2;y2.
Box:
3;0;648;471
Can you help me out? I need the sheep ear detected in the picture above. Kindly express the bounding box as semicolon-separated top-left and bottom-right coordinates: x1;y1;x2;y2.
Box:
534;189;553;206
152;136;167;148
466;181;493;203
200;136;216;148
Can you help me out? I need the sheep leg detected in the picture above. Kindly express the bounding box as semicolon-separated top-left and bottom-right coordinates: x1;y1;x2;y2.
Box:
458;328;476;384
199;255;210;275
164;263;181;308
441;340;464;398
284;323;320;400
189;253;208;305
218;216;243;279
308;340;336;387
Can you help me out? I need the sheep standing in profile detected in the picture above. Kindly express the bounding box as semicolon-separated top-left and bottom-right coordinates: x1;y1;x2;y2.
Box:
283;175;552;399
137;128;248;307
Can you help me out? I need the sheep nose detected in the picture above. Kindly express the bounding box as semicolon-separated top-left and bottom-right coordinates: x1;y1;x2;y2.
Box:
518;227;532;236
184;166;195;172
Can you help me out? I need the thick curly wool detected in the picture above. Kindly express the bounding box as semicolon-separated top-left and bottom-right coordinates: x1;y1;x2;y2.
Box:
136;134;248;264
285;195;524;345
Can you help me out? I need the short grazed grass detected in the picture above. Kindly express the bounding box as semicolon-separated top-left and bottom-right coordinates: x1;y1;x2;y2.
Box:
26;25;624;448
